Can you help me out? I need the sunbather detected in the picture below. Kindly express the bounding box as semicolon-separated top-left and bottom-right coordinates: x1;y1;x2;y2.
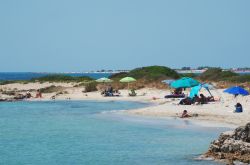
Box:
179;97;192;105
129;89;137;96
165;88;185;98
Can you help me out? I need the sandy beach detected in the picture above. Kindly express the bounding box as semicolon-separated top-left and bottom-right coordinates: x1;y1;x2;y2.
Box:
1;82;249;127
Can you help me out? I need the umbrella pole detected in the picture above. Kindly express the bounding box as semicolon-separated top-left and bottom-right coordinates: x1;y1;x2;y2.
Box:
207;89;213;97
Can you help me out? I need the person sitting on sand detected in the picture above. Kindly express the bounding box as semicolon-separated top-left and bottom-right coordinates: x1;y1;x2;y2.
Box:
199;94;207;104
25;91;32;98
104;85;114;96
129;89;137;96
192;94;200;104
35;89;42;98
113;89;121;96
234;103;243;113
180;110;191;118
172;88;182;95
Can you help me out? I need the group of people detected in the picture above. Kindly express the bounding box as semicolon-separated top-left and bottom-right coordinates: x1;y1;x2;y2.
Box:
101;85;120;97
179;94;214;105
179;102;243;119
101;85;137;97
164;88;185;98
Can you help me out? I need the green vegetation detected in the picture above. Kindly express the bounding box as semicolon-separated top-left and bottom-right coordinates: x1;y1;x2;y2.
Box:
198;68;250;83
39;85;64;93
110;66;179;81
0;80;29;85
84;82;98;92
1;67;249;89
225;75;250;83
2;91;16;95
31;74;93;82
109;72;129;79
199;68;238;81
179;73;198;78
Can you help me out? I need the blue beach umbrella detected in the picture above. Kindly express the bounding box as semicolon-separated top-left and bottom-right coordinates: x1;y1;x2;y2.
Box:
224;86;249;96
170;77;199;89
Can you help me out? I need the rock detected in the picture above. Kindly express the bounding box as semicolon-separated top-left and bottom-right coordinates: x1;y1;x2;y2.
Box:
205;122;250;164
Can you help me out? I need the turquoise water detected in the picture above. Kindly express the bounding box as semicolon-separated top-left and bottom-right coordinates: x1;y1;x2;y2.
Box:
0;72;112;81
0;101;227;165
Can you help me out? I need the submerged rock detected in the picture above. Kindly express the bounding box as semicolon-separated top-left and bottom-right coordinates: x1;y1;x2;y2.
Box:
205;123;250;164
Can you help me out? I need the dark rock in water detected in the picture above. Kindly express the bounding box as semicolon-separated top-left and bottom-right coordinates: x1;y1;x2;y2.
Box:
205;123;250;164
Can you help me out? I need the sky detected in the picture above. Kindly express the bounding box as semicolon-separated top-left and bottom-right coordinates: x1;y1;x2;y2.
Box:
0;0;249;72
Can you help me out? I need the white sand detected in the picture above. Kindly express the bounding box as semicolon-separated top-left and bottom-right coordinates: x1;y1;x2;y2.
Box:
1;82;249;127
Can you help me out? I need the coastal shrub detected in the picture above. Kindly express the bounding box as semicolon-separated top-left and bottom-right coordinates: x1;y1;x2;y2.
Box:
199;68;238;81
110;66;179;81
0;80;29;85
109;72;129;79
2;91;16;95
84;82;97;92
39;85;64;93
199;68;222;81
31;75;93;82
219;71;238;79
0;80;15;85
226;75;250;83
179;73;197;78
129;66;179;80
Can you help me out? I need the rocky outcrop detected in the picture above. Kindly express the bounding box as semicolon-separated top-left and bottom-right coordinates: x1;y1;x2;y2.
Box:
205;123;250;164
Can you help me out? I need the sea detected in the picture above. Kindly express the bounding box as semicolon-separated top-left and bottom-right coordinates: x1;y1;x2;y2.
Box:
0;100;229;165
0;72;113;81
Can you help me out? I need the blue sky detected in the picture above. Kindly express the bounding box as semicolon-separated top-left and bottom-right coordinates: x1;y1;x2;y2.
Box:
0;0;249;72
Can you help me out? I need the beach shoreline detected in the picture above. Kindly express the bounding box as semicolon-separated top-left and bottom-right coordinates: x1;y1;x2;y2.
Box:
1;82;249;127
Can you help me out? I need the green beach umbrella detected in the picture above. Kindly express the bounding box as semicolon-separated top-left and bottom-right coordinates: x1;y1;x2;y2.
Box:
120;77;136;90
95;77;113;83
170;77;199;89
120;77;136;83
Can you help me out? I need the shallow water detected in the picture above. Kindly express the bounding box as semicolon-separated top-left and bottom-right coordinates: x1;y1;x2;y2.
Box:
0;101;228;165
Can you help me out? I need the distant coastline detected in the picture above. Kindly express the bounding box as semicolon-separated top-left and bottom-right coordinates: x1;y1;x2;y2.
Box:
0;69;250;81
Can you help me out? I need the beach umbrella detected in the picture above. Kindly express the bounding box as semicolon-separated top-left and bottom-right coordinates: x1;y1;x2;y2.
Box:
120;77;136;90
170;77;199;89
161;79;175;85
224;86;249;96
201;83;215;90
189;83;214;98
95;77;113;83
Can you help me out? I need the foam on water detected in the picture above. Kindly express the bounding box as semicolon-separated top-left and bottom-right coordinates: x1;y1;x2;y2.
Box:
0;101;230;165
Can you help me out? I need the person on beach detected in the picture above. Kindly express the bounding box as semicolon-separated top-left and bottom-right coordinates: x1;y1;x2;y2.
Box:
234;103;243;113
180;110;191;118
199;94;207;104
192;94;200;104
25;91;32;98
129;88;137;96
179;97;192;105
35;89;42;98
